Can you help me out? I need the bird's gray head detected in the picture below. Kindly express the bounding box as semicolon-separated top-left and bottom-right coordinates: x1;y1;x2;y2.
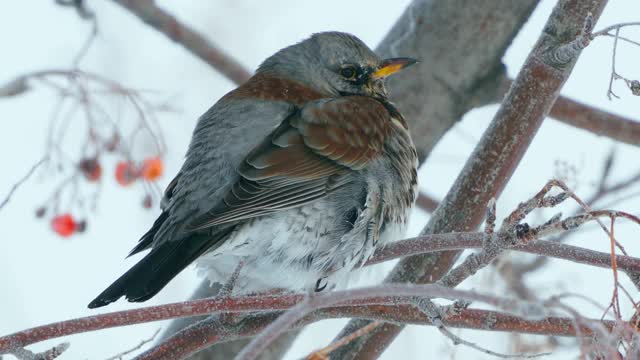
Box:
257;32;416;98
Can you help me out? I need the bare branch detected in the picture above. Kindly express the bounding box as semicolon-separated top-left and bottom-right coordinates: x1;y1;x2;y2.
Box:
591;22;640;37
134;306;618;360
414;299;548;359
3;225;639;356
235;285;554;360
104;329;160;360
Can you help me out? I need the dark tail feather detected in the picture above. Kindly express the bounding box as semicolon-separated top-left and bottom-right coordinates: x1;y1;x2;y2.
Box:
127;211;170;257
88;228;233;309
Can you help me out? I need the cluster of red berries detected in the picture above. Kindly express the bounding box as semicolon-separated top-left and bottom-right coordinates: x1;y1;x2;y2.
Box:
43;156;164;237
79;156;164;185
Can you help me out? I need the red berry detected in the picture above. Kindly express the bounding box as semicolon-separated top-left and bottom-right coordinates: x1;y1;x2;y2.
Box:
115;161;137;186
79;158;102;182
141;157;163;181
51;214;77;237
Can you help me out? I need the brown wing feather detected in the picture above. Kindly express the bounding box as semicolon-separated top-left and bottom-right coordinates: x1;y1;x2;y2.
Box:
188;96;391;230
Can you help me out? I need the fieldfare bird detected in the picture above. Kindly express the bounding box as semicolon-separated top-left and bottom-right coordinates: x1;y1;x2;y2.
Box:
88;32;418;308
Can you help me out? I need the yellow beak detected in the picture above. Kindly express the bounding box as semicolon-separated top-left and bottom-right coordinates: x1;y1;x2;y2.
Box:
372;57;418;79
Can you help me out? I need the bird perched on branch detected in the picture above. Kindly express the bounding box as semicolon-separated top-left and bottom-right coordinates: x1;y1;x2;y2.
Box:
88;32;418;308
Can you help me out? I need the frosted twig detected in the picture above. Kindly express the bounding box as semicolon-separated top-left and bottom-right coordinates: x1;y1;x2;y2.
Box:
591;22;640;37
607;28;622;100
549;180;630;254
234;284;552;360
438;180;571;289
548;15;640;97
439;324;547;358
413;298;548;358
599;32;640;47
11;342;69;360
365;231;640;276
603;26;640;98
497;164;640;304
104;329;159;360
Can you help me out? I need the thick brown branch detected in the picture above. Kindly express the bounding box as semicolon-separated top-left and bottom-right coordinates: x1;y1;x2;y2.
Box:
110;0;251;84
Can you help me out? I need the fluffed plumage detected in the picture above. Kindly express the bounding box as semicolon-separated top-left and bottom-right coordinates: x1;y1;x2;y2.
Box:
88;32;418;309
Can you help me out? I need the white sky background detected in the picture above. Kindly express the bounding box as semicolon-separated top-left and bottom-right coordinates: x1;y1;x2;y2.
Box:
1;0;640;359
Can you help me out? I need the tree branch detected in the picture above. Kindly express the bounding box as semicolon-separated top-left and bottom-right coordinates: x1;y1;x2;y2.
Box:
549;95;640;146
233;284;601;359
135;307;617;360
3;228;640;355
110;0;251;84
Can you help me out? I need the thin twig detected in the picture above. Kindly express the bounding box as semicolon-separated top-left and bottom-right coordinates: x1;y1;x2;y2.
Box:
305;321;382;360
104;328;160;360
414;298;548;358
11;342;69;360
0;157;47;212
607;28;621;100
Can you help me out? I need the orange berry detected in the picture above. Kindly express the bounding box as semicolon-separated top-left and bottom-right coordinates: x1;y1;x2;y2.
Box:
141;157;163;181
79;158;102;182
115;161;137;186
51;214;76;237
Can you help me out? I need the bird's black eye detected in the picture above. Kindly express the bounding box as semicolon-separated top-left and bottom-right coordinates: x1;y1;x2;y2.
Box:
340;65;357;80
